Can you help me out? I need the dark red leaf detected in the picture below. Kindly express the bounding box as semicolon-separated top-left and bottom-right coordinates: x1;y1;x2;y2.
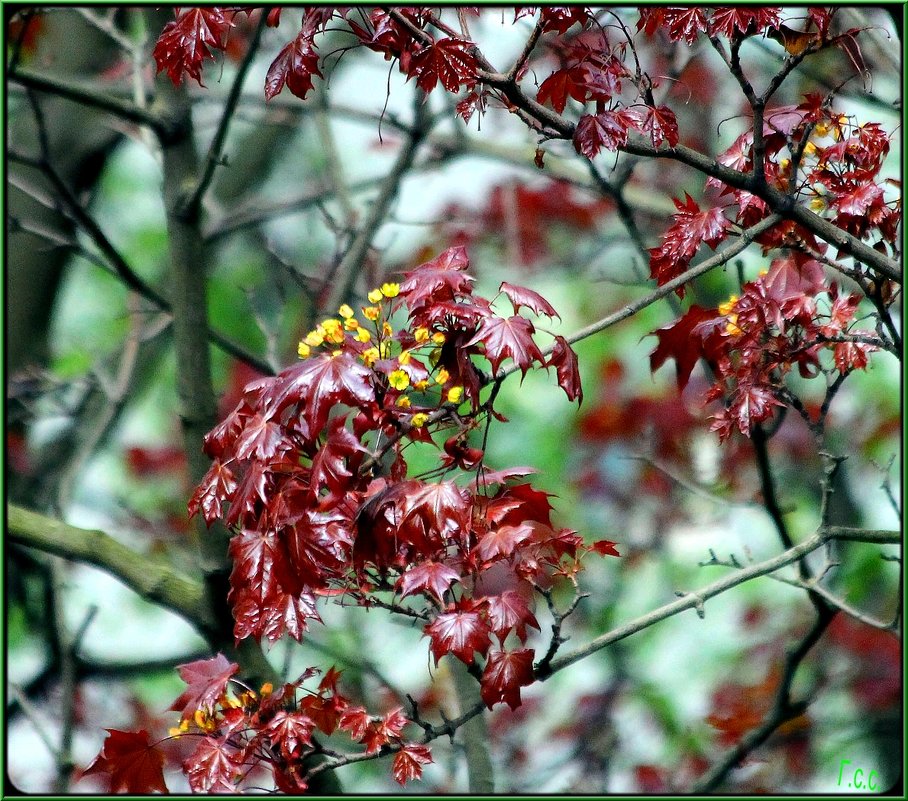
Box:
169;654;238;721
263;352;375;433
81;729;168;794
499;281;560;319
589;539;620;557
424;608;492;665
184;736;242;793
475;522;534;562
265;29;322;100
392;743;434;785
649;305;726;391
399;246;474;311
548;335;583;404
640;104;679;148
188;460;237;526
262;710;315;759
480;648;535;710
573;110;633;159
338;706;372;740
483;590;540;641
153;8;233;86
408;37;478;94
397;561;461;602
465;315;544;377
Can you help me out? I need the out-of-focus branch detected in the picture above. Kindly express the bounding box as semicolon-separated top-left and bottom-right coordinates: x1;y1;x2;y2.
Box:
181;11;269;219
8;67;168;137
323;87;432;315
8;504;216;631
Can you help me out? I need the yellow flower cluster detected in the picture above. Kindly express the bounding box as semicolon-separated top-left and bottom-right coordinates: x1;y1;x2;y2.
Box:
719;294;742;336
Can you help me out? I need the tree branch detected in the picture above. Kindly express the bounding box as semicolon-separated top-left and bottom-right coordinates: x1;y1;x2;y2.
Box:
8;67;170;138
8;504;216;631
536;525;899;679
323;87;431;315
181;11;269;219
495;214;783;382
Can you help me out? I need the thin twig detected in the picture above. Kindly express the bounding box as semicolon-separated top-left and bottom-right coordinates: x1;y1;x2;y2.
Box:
181;10;269;219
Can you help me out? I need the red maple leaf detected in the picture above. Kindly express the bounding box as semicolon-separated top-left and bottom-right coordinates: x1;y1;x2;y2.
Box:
392;743;434;785
465;315;544;376
301;690;347;735
480;648;535;710
499;281;560;319
708;8;782;38
589;539;620;557
399;246;474;311
548;335;583;404
640;104;680;148
669;193;730;250
188;459;237;526
573;110;634;159
339;706;372;740
262;710;315;760
649;305;726;391
81;729;168;793
408;37;478;94
536;66;594;114
262;352;375;433
424;607;492;665
153;8;233;86
265;28;322;100
475;522;535;562
397;561;461;602
184;736;243;793
483;590;540;642
169;654;238;721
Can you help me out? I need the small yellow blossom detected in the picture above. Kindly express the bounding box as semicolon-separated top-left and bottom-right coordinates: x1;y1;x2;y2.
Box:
367;288;383;304
431;332;446;344
414;327;430;344
381;282;400;298
414;380;429;391
169;719;191;738
396;395;412;409
338;304;354;319
779;157;791;172
344;317;360;331
718;295;739;316
411;412;429;428
382;321;393;338
399;350;412;366
356;327;372;343
813;120;830;137
802;141;817;157
809;195;826;212
260;682;273;696
363;306;380;321
194;710;216;733
435;368;450;385
331;349;343;357
725;314;742;336
389;370;410;390
447;386;464;404
362;347;380;366
297;341;311;359
321;319;344;343
304;330;324;347
378;342;390;358
758;268;769;277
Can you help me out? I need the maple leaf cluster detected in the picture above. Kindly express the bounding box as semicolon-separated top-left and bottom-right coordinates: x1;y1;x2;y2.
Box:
651;254;881;441
185;246;611;719
83;656;432;793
